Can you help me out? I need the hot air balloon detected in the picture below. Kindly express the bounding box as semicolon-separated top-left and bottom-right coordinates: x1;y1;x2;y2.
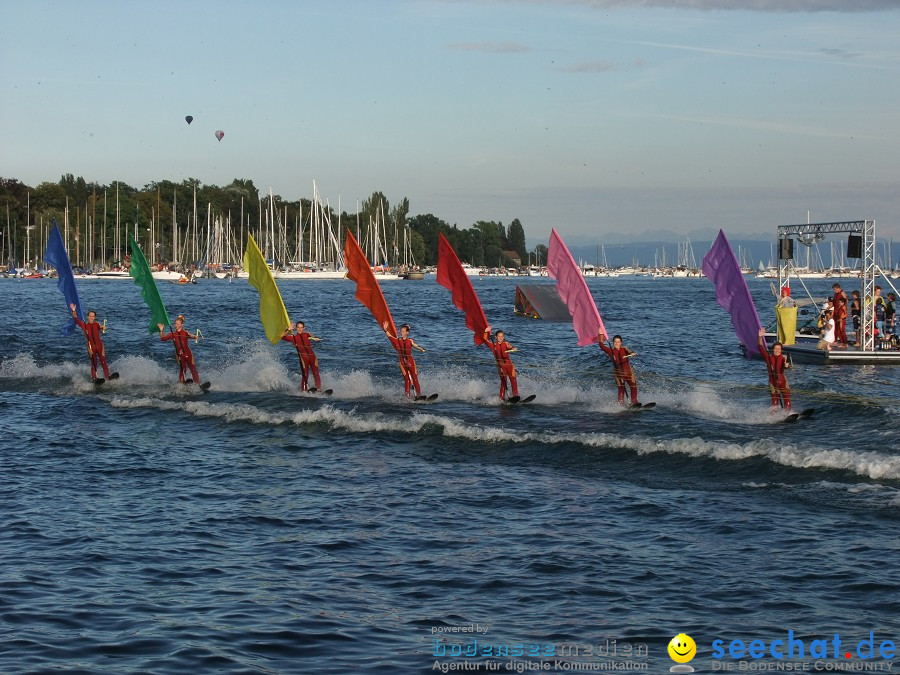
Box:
185;115;193;125
215;130;224;142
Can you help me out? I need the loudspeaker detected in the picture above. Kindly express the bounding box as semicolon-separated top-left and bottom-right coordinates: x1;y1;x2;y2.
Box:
778;238;793;260
847;234;862;259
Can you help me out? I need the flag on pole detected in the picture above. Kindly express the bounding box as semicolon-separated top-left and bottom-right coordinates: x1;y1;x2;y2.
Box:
436;233;489;345
244;233;290;344
344;229;396;335
43;222;83;336
129;236;172;333
546;228;606;346
702;229;763;357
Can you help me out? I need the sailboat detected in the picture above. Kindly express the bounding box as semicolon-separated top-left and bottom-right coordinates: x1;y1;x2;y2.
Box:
276;182;346;279
598;245;619;277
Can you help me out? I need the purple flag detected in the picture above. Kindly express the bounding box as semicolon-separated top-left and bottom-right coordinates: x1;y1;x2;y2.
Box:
702;229;762;358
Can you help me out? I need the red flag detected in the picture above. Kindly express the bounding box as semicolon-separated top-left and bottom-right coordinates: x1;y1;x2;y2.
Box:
436;232;489;345
344;229;396;336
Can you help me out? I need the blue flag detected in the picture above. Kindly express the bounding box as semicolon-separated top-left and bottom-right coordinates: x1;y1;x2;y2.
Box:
43;223;84;336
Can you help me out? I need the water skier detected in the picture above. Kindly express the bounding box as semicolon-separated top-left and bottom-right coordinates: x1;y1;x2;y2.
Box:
158;315;201;384
69;302;113;383
758;327;790;412
483;327;519;401
282;321;322;392
597;331;640;407
383;321;425;399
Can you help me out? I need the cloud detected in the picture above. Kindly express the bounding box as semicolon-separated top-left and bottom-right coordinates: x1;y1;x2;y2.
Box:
819;47;862;59
633;111;886;141
476;0;900;12
555;58;649;73
447;41;531;53
622;40;896;69
556;60;618;72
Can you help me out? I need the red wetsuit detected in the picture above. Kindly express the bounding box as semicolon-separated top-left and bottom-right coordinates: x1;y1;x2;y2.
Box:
758;336;790;410
160;328;200;383
485;336;519;400
598;342;638;405
387;334;422;398
833;295;848;345
282;331;321;391
73;316;110;380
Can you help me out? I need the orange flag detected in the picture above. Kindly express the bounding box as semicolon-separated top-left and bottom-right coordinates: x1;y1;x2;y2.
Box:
436;232;488;345
344;229;397;336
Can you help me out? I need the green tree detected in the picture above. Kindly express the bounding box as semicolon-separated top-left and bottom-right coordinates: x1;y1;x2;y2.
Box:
409;213;451;265
484;244;501;267
474;220;503;250
409;229;425;266
507;218;527;263
32;181;67;214
59;173;89;205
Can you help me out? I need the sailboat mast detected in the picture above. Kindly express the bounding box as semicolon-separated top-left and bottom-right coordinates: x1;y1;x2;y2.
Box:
64;196;69;261
192;185;198;267
115;182;120;266
172;189;177;266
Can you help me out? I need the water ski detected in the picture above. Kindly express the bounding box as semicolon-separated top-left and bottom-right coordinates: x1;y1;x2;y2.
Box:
183;378;194;384
109;372;120;380
92;377;106;386
413;393;439;403
304;388;333;396
619;401;654;414
504;395;535;405
200;381;211;391
783;408;813;423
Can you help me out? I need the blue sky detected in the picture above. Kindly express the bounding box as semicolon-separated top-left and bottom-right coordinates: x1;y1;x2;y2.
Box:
2;0;899;241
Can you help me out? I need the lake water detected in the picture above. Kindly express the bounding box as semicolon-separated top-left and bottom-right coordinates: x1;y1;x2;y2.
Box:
1;275;898;673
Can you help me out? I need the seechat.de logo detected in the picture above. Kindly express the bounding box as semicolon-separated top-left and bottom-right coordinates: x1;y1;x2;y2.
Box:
668;633;697;672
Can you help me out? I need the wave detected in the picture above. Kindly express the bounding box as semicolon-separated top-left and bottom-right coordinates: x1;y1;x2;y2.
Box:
0;350;861;425
5;350;899;481
104;396;900;482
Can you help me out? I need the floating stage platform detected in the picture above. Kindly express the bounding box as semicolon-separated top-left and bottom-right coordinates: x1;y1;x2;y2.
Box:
783;344;900;365
747;334;900;364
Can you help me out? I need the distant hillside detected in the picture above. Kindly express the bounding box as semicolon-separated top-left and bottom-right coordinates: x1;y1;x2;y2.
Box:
527;237;900;270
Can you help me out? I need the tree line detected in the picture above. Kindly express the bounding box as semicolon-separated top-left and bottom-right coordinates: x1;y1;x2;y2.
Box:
0;175;532;269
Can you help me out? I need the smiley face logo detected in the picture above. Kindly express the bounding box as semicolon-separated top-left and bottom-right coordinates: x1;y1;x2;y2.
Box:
668;633;696;664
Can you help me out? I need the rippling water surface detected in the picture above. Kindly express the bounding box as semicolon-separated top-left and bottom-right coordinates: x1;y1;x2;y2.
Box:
1;275;898;673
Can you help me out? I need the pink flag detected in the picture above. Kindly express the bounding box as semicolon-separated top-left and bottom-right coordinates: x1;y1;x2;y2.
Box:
546;228;607;346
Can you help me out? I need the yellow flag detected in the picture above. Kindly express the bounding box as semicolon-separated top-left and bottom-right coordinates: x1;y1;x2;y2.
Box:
244;234;290;344
776;305;797;345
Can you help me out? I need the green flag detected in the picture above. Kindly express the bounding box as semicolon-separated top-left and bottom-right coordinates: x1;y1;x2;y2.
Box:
129;236;172;333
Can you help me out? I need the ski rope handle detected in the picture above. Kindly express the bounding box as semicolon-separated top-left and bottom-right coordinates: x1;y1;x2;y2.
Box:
195;328;203;344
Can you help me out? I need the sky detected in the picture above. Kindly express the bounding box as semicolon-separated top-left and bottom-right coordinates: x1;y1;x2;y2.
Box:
2;0;899;243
